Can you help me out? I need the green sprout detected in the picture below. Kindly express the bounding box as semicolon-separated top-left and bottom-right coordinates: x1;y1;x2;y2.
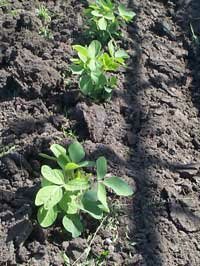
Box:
35;141;133;238
36;5;51;24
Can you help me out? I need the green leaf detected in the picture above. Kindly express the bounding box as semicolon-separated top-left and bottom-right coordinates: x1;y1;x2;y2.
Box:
50;144;66;158
72;45;88;63
64;176;89;191
91;10;102;17
39;153;57;161
79;74;94;95
97;183;109;212
62;214;83;238
104;12;115;20
59;192;79;214
108;40;115;57
70;64;84;74
109;76;117;87
98;17;107;30
88;40;102;58
103;176;133;196
118;4;136;22
96;156;107;180
68;142;85;163
35;185;63;209
41;165;64;185
100;53;119;71
37;206;58;228
50;144;70;169
81;192;103;219
115;49;129;59
65;162;80;171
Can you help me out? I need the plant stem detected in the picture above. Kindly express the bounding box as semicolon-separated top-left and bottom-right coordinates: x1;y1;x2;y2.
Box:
72;215;107;265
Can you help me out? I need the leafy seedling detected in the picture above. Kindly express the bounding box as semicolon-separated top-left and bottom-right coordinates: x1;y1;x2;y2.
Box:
35;141;133;238
84;0;136;43
39;26;53;39
36;5;51;24
71;40;128;101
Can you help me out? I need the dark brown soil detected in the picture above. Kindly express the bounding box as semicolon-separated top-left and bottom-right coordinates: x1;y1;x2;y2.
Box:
1;0;200;265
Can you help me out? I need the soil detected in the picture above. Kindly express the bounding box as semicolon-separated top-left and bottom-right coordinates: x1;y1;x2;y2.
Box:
1;0;200;265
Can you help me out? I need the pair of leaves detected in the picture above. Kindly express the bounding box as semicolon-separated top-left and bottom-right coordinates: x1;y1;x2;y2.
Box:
72;40;102;62
37;206;83;238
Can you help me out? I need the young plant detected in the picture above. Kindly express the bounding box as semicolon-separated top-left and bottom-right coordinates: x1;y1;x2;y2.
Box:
70;40;128;101
36;5;51;25
35;141;133;238
84;0;135;43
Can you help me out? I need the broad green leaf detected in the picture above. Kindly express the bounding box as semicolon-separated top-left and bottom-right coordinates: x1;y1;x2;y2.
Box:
83;190;98;201
35;185;63;209
96;73;107;87
66;161;95;171
91;10;102;17
97;183;109;212
70;64;84;74
59;192;79;214
41;165;64;185
104;12;115;20
96;156;107;180
98;17;107;30
104;87;113;93
68;142;85;163
64;176;89;191
50;144;70;168
88;40;102;58
118;4;136;22
65;162;80;171
72;45;88;63
88;59;98;71
103;176;133;196
37;206;57;227
115;49;129;59
108;40;115;57
79;74;94;95
90;69;103;83
50;144;66;158
62;214;83;238
80;192;103;219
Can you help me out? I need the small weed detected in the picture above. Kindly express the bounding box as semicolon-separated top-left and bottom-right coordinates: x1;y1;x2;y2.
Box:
190;23;199;45
39;26;53;39
36;5;51;25
35;141;133;238
0;0;10;8
0;145;16;158
62;127;78;140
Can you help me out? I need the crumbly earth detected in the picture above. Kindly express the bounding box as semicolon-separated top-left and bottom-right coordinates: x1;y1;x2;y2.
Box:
1;0;200;265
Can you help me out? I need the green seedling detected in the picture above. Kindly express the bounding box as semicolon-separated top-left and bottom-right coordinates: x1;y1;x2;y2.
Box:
39;26;53;39
84;0;135;43
35;141;133;238
36;5;51;24
0;0;10;8
70;40;128;101
190;23;199;45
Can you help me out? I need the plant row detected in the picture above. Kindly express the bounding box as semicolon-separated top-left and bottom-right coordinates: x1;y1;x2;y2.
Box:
71;0;136;101
35;0;136;238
